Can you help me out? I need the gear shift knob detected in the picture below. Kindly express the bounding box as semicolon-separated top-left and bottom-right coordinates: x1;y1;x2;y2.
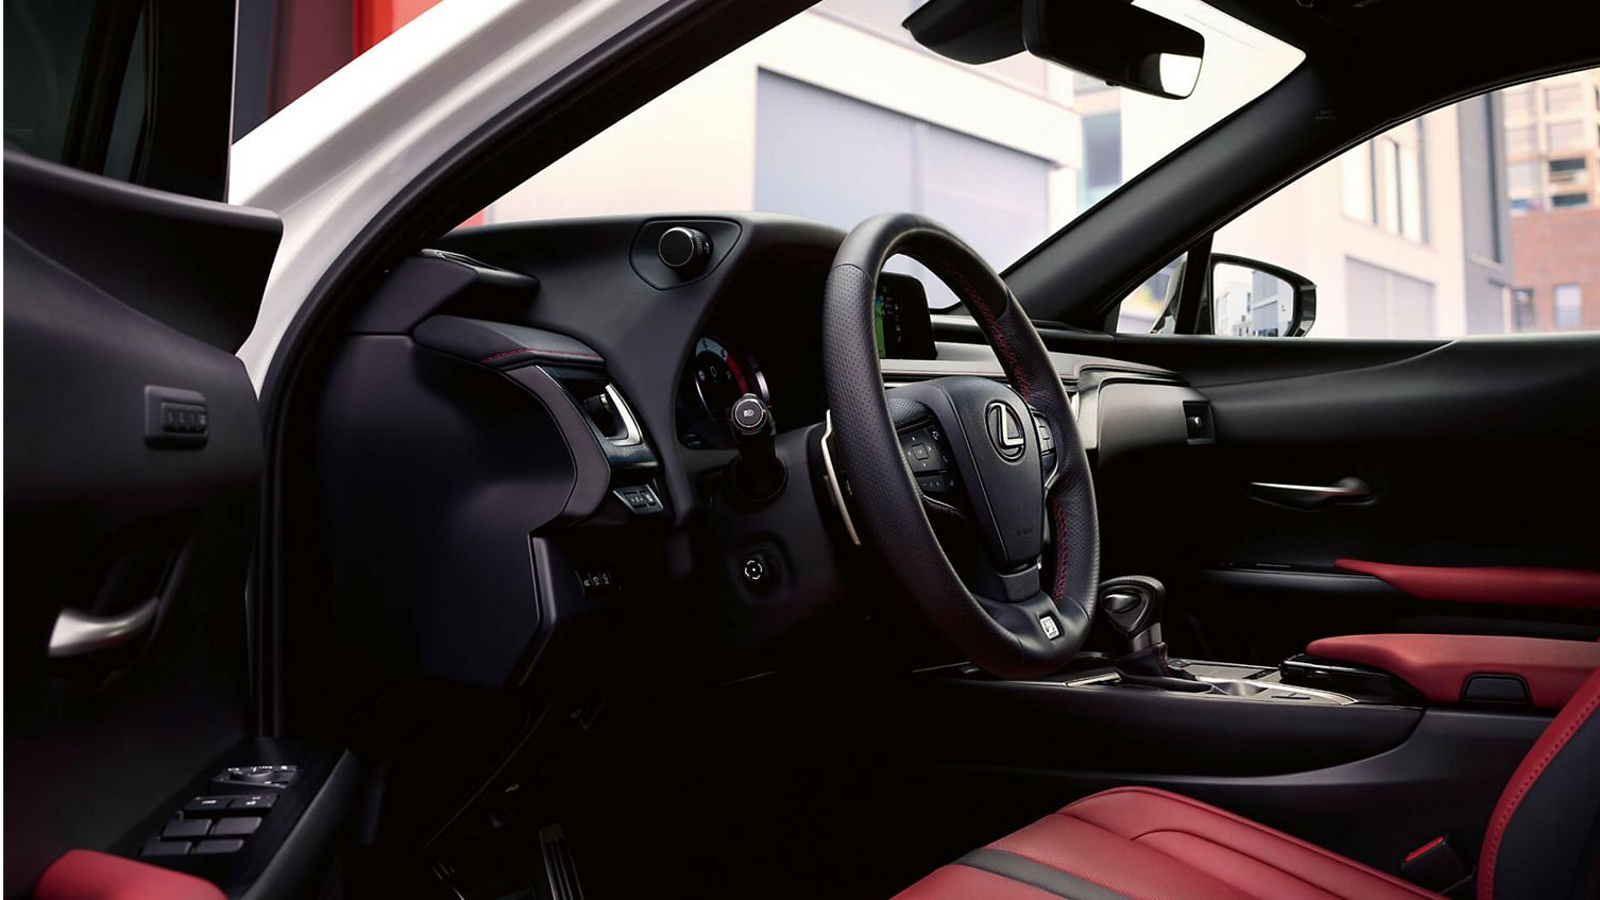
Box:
1100;575;1165;651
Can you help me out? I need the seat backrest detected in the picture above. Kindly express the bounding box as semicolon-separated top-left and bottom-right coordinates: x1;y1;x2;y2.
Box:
1478;660;1600;899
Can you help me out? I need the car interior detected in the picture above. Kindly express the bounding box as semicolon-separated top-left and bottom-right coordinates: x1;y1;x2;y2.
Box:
6;0;1600;899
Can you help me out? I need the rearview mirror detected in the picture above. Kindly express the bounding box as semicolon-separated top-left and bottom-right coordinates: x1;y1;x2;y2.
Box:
904;0;1206;100
1022;0;1204;99
1208;255;1317;337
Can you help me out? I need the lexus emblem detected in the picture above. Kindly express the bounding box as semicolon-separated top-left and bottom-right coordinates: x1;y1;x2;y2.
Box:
985;401;1027;461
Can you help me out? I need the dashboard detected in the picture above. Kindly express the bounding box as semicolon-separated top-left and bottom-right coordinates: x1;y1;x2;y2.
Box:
309;212;1199;690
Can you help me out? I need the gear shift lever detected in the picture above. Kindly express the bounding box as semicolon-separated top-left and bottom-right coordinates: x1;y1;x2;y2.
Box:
1101;575;1165;652
1100;576;1207;690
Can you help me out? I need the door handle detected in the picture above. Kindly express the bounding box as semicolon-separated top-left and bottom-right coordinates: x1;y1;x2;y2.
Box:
1246;477;1372;510
48;598;159;658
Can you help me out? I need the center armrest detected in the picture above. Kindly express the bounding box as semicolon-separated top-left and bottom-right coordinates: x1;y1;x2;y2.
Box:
1305;633;1600;710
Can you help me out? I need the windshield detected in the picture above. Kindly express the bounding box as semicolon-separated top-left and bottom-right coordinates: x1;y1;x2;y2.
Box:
482;0;1302;304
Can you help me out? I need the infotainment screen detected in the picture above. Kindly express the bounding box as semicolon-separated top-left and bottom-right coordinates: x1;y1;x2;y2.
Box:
874;273;937;359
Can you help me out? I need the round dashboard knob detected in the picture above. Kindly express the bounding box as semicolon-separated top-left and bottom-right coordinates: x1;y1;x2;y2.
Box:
658;226;712;271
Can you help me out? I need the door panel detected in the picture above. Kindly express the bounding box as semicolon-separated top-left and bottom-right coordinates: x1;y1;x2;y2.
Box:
1047;331;1600;662
3;152;280;894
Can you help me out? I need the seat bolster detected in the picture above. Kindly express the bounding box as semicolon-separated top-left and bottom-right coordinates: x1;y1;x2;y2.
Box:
892;786;1446;900
1060;787;1439;900
1479;664;1600;900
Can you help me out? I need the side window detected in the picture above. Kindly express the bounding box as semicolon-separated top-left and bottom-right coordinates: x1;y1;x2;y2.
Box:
5;2;149;178
1117;66;1600;337
4;0;234;200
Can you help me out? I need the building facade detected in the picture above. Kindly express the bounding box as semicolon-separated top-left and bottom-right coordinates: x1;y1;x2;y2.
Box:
1503;70;1600;331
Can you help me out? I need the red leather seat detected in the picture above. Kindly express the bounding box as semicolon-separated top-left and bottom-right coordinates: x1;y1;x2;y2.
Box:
894;663;1600;900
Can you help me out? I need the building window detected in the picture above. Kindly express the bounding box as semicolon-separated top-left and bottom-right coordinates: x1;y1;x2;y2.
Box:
1082;112;1122;206
1548;121;1585;152
1341;144;1375;222
1379;139;1401;233
1549;157;1588;185
1398;145;1424;241
1509;197;1533;214
1507;161;1538;192
1371;133;1425;241
1551;192;1590;209
1345;258;1435;338
1512;288;1537;331
1502;88;1535;119
1554;284;1583;328
1545;84;1582;113
1505;125;1537;157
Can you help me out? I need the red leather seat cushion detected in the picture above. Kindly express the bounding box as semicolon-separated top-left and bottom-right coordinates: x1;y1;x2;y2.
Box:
894;787;1441;900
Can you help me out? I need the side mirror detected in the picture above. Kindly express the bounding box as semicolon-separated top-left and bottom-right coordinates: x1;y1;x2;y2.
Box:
1208;255;1316;337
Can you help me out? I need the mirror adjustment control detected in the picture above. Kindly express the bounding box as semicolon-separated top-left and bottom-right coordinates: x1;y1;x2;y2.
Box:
214;764;297;789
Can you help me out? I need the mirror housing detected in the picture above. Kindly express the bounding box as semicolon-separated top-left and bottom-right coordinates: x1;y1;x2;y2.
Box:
1207;254;1317;338
1021;0;1204;99
904;0;1206;99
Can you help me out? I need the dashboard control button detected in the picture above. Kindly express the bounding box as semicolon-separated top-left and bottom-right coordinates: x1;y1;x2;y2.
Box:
614;484;663;514
193;839;246;855
741;553;774;587
731;394;770;436
658;227;712;270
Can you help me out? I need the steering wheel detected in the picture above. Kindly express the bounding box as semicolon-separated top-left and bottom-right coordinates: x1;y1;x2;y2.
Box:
822;214;1100;679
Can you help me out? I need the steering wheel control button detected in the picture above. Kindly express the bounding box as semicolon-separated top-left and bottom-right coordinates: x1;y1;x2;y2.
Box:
1031;413;1055;451
986;401;1028;461
899;428;949;474
1040;614;1062;640
741;553;775;588
658;226;712;271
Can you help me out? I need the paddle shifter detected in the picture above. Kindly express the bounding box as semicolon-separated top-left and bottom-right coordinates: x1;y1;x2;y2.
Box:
1100;575;1206;690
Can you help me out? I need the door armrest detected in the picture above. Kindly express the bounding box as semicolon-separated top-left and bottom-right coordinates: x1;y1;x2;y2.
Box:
1305;634;1600;710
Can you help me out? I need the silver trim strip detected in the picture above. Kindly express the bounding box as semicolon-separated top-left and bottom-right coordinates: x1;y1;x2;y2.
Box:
820;412;862;546
49;598;159;658
603;384;643;447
